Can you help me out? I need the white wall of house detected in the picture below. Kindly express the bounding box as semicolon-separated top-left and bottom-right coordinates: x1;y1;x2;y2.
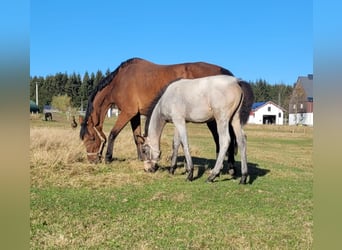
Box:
289;113;313;126
248;102;284;125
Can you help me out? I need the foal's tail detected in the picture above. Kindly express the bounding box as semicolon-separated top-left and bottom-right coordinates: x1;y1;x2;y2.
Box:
238;80;255;125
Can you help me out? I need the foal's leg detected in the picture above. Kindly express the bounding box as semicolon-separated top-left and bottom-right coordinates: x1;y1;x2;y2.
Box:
105;112;134;163
130;113;143;160
174;121;194;181
170;128;181;174
231;118;248;184
207;120;236;175
207;120;230;182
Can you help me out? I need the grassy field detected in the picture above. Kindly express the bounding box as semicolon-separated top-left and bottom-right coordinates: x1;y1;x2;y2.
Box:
30;113;313;249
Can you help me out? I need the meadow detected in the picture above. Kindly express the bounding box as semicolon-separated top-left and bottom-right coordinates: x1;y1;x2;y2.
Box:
30;113;313;249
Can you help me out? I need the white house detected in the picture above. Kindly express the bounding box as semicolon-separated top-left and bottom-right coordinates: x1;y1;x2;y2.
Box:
248;101;286;125
107;105;120;117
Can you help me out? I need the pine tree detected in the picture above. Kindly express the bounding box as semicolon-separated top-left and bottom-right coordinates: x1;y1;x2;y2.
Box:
80;71;90;111
94;70;103;88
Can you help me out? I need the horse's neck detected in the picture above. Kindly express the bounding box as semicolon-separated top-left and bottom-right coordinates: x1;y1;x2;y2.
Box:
147;105;165;150
92;91;112;127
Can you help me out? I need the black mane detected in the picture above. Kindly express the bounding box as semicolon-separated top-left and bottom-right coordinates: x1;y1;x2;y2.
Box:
80;57;142;139
144;78;182;136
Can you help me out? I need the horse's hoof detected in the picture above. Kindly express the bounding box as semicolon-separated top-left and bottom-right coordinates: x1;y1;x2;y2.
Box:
105;156;117;164
239;175;248;184
169;167;176;175
206;173;219;182
206;178;214;183
185;169;194;181
146;165;159;173
228;168;235;176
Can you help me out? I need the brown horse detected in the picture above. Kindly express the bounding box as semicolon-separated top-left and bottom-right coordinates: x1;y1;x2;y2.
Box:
44;112;52;121
80;58;253;167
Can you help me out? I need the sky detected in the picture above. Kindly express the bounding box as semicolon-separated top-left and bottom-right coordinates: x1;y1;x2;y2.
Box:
30;0;313;85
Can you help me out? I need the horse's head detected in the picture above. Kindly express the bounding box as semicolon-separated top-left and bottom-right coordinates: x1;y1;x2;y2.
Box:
139;136;160;172
80;120;106;164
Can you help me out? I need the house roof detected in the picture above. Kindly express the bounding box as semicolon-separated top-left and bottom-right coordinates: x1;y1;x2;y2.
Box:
252;102;266;110
297;74;313;98
251;101;286;112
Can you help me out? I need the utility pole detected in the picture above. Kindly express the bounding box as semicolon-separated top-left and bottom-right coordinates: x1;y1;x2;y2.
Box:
35;82;39;106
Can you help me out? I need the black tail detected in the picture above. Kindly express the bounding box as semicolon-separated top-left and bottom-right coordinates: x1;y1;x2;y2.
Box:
238;80;254;125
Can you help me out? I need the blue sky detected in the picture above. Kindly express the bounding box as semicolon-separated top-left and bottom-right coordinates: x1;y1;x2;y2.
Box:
30;0;312;84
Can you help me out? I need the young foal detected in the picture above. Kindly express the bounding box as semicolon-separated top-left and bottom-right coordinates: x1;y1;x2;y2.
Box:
141;75;248;184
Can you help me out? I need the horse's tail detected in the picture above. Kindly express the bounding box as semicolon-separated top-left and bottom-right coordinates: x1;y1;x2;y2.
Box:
238;80;254;125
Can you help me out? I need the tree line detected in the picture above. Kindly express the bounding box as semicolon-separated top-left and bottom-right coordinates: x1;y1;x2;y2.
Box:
30;71;293;114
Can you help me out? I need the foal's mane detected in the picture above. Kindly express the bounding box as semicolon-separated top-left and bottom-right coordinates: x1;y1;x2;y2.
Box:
80;57;142;139
144;78;183;136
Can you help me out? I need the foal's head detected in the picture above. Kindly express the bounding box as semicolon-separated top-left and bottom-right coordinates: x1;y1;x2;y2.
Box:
139;136;160;172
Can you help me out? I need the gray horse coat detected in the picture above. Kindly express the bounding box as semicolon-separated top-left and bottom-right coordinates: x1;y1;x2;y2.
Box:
142;75;248;184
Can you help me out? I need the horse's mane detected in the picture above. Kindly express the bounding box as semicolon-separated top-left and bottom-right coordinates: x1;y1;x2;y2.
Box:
80;57;142;139
144;78;183;136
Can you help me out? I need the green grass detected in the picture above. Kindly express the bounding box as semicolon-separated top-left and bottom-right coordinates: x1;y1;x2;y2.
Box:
30;115;313;249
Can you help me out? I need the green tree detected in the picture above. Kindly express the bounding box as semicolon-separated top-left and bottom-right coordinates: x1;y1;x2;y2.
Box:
94;70;104;87
51;94;72;113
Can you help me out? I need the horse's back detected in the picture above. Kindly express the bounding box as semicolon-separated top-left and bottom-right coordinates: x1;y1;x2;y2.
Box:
112;60;230;113
160;75;242;122
166;75;240;98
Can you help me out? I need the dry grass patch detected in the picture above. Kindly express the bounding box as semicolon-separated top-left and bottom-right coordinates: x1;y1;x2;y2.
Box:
30;126;160;189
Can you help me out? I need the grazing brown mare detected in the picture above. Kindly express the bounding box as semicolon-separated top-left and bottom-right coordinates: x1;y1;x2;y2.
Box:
80;58;251;166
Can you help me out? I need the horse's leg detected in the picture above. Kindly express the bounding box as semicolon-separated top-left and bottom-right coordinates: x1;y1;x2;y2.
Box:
105;112;134;163
130;113;143;160
174;121;194;181
170;128;181;174
227;123;237;175
206;120;219;155
231;118;248;184
207;120;236;175
207;120;229;182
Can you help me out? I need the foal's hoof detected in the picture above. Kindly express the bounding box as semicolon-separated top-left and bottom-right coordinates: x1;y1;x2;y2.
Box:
206;173;220;183
169;167;176;175
239;175;248;184
186;170;194;181
144;165;159;173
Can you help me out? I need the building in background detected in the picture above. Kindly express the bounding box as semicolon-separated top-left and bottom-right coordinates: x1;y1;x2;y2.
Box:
248;101;286;125
288;74;313;126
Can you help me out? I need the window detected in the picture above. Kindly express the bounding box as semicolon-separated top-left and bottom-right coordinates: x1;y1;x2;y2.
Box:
300;103;303;109
278;112;281;118
268;106;271;112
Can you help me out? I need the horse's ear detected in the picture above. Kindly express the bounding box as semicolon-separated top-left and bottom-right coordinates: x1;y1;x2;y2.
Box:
136;135;145;144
